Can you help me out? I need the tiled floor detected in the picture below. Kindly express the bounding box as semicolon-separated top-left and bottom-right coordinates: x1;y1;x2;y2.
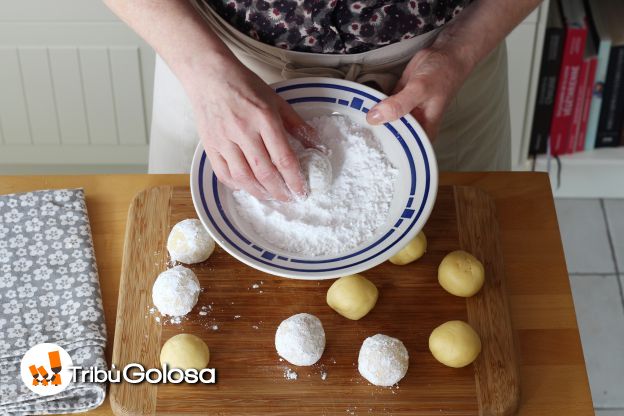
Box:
555;199;624;414
597;411;624;416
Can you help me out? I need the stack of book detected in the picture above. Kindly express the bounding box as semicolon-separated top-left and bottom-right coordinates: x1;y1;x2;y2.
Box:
528;0;624;157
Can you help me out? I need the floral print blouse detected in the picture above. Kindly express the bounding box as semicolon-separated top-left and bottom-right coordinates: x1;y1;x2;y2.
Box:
206;0;471;54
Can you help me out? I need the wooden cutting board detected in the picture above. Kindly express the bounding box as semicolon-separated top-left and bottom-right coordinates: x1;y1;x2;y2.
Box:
110;185;519;416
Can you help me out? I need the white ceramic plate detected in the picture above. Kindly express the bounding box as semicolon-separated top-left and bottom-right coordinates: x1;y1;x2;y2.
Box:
190;77;438;279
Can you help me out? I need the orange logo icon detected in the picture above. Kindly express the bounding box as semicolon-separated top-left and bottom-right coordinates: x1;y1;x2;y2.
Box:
28;350;64;387
20;343;73;396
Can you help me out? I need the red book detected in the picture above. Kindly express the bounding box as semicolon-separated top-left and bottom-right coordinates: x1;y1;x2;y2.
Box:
549;0;588;155
576;57;597;151
567;59;589;154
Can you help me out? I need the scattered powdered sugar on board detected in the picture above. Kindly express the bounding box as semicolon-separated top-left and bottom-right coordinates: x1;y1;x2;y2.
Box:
232;114;398;256
284;368;298;380
147;305;182;325
169;316;182;325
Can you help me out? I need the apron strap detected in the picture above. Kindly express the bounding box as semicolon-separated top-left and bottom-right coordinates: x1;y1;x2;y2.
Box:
281;62;398;94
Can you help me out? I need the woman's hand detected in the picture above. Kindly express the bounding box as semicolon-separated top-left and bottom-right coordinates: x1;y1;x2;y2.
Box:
186;57;313;202
102;0;315;201
366;0;542;139
366;46;472;139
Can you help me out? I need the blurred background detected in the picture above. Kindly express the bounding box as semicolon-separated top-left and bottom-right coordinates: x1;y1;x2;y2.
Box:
0;0;622;414
0;0;549;178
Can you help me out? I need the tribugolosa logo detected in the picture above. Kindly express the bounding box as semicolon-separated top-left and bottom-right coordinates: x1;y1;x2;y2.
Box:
20;343;73;396
20;342;217;390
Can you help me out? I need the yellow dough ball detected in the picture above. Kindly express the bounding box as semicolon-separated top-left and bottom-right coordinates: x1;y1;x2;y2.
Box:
326;274;378;320
429;320;481;368
438;250;485;297
160;334;210;370
389;231;427;265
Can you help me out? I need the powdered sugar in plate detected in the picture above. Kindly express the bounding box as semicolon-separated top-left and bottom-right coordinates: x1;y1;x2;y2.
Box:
232;114;398;257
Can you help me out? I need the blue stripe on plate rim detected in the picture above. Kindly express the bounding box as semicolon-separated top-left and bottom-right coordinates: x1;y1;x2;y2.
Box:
196;81;431;273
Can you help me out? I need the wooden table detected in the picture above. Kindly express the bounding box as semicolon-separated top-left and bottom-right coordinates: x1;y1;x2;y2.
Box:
0;173;594;415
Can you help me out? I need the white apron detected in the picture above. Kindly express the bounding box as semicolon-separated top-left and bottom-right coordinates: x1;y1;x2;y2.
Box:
148;2;511;173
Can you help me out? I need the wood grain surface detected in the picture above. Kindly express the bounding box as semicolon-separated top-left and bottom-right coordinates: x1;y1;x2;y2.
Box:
456;187;519;416
110;188;171;416
0;173;593;416
109;185;518;415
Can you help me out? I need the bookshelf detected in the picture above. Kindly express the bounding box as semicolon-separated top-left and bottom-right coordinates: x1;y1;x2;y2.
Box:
529;148;624;198
513;0;624;198
508;1;550;172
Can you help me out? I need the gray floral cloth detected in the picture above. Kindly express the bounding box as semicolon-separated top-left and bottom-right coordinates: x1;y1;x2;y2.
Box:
0;189;107;415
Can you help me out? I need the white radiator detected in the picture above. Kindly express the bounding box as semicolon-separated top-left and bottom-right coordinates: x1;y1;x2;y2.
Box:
0;0;155;168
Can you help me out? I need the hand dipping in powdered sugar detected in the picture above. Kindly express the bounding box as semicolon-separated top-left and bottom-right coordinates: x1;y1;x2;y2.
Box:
232;114;398;257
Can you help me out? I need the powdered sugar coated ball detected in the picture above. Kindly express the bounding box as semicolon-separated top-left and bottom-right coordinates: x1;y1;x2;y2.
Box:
275;313;325;366
152;265;201;317
358;334;409;386
167;219;215;264
299;149;332;194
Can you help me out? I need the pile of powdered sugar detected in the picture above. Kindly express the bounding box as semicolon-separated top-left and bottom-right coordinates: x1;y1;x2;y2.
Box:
232;114;398;256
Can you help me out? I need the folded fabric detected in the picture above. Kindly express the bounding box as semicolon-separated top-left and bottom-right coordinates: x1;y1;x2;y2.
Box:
0;189;107;415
